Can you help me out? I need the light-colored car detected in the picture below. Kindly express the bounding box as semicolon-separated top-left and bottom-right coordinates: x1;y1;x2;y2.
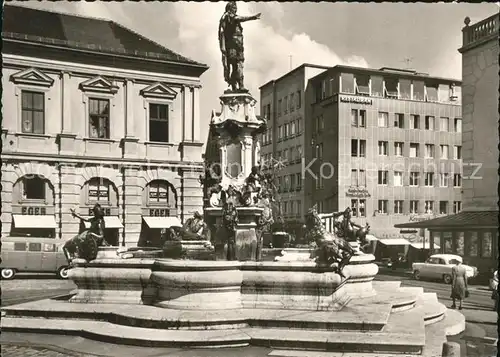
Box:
412;254;478;284
490;270;498;311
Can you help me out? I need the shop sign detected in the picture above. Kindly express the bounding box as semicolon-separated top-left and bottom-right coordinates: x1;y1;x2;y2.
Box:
88;207;111;216
339;96;373;105
21;206;47;215
345;187;371;198
149;208;170;217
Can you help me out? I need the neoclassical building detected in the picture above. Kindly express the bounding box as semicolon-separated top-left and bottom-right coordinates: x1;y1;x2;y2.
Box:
1;5;209;246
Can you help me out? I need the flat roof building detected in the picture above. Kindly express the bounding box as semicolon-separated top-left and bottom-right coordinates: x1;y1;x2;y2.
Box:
1;5;208;247
304;64;463;238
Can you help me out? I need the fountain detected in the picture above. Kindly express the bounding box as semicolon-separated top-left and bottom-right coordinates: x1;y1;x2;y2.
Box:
1;3;465;356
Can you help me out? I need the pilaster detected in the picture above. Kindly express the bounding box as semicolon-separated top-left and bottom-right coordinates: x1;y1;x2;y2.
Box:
123;167;143;247
192;86;201;142
183;86;193;142
1;164;15;235
125;80;136;138
59;164;81;241
61;72;72;134
180;169;204;222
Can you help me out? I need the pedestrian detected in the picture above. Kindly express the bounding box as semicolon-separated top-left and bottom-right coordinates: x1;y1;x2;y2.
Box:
450;259;468;310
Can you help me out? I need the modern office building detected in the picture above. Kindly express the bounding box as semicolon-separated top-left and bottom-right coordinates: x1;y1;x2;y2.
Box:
396;13;499;275
304;65;463;238
1;5;208;246
259;64;330;221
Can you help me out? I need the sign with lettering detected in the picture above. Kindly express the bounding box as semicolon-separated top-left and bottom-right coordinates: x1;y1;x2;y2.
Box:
340;96;373;105
88;207;111;216
150;209;170;217
22;207;46;215
345;187;371;198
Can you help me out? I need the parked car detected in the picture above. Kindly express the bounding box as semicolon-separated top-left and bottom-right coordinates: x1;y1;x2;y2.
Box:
412;254;478;284
490;270;498;311
0;237;70;280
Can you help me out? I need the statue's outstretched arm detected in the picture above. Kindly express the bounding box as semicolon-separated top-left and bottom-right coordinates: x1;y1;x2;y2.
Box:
235;13;261;23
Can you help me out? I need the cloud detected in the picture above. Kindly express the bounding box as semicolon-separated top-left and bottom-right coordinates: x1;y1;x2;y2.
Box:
171;2;369;141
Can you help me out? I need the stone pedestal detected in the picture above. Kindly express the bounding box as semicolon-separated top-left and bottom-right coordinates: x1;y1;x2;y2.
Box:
95;246;120;259
162;240;215;260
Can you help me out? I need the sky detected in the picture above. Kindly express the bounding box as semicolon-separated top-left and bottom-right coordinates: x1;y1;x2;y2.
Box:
21;1;498;144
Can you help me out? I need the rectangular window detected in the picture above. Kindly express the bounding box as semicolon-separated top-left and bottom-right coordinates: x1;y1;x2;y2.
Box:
23;177;46;200
439;173;449;187
89;98;110;139
409;143;419;158
290;93;295;112
413;80;425;101
351;199;359;217
359;110;366;128
456;232;465;256
297;119;302;134
296;173;302;190
425;144;435;158
351;139;358;157
438;84;451;102
393;171;403;187
21;91;45;134
359;199;366;217
318;143;323;160
454;118;462;133
359;140;366;157
424;172;434;187
394;113;404;128
482;232;493;257
466;232;478;256
378;200;388;214
409;114;420;129
296;145;302;161
394;142;404;156
278;100;282;116
351;109;358;127
454;146;462;160
384;78;398;98
351;169;358;187
409;172;419;187
453;174;462;187
378;141;388;156
296;90;301;109
284;96;288;114
378;170;388;185
399;79;411;100
284;123;289;138
425;200;434;214
425;116;434;130
425;84;438;102
355;74;370;95
394;200;404;214
359;169;366;187
410;200;419;214
440;145;449;159
88;178;109;202
453;201;462;213
443;232;453;253
440;117;449;132
378;112;388;127
149;103;169;142
341;73;355;94
371;76;383;97
149;181;171;204
439;201;448;214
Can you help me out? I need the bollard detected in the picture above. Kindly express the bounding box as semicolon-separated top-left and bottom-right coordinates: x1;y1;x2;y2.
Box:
442;341;461;357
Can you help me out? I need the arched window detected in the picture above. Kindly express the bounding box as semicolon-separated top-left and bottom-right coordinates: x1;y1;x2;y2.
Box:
88;177;110;202
22;176;46;200
148;180;176;207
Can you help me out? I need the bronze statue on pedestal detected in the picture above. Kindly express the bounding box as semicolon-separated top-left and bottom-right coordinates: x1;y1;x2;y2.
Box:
219;1;261;92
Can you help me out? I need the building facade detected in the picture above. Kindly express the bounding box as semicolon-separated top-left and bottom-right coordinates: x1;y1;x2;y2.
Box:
1;5;208;247
304;65;463;238
396;13;499;275
259;64;330;221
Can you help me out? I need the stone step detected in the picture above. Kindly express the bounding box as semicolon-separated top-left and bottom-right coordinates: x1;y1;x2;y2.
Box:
2;298;391;332
371;281;401;291
269;350;422;357
419;309;466;357
415;293;447;325
350;288;418;312
1;316;425;354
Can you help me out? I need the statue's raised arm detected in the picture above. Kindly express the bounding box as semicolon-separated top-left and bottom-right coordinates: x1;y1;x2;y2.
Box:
218;2;261;92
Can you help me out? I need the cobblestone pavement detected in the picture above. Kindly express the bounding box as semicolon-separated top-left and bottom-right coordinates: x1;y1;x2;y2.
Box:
1;344;93;357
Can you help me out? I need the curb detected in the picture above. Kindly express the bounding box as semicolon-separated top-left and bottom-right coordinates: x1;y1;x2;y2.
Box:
467;319;498;326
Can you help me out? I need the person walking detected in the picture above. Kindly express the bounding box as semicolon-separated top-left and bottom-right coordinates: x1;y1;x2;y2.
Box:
450;259;468;310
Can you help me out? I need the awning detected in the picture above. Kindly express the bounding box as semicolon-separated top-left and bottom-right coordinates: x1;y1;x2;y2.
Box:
143;216;182;229
410;242;440;250
82;216;123;229
378;238;411;246
394;211;499;229
12;215;57;229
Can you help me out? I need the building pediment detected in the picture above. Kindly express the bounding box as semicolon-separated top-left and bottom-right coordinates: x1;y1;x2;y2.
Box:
79;76;119;94
140;82;178;100
10;68;54;87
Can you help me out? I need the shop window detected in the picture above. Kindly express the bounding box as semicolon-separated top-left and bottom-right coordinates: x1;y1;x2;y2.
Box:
370;76;383;97
412;80;425;101
432;232;442;252
399;79;411;100
340;73;355;94
384;78;398;98
11;228;55;238
482;232;493;257
355;74;370;96
21;91;45;134
89;98;110;139
466;232;478;256
443;232;453;253
88;178;110;202
23;177;46;200
149;103;169;143
456;232;465;256
148;180;175;206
